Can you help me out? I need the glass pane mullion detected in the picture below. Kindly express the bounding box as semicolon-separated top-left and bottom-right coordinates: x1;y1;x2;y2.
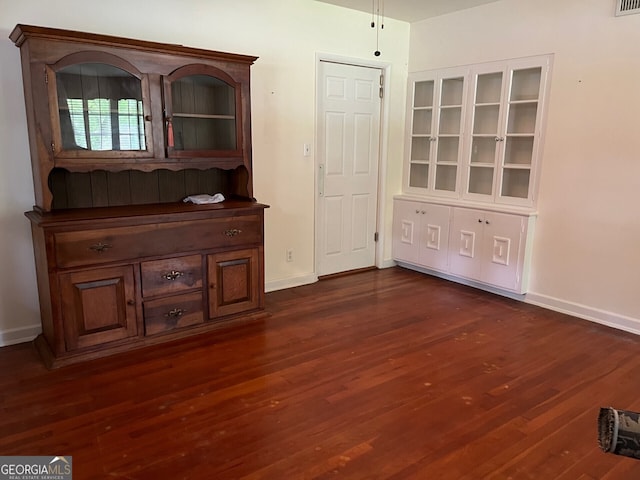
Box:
110;98;120;150
82;97;91;149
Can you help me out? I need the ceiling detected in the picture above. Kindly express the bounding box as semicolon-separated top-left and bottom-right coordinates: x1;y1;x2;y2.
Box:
316;0;501;22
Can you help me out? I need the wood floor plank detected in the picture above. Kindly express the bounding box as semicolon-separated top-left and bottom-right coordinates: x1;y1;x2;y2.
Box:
1;267;640;479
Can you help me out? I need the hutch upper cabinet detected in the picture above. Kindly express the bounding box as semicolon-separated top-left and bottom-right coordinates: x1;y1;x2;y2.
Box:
11;25;267;367
12;24;256;211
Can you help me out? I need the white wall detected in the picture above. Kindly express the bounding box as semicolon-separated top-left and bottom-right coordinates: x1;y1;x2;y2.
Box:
409;0;640;331
0;0;409;344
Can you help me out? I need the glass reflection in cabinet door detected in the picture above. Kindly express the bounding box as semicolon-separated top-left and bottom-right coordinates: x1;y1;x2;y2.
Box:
55;63;147;152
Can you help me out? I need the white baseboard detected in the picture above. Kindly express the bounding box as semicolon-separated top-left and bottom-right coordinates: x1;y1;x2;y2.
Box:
378;258;397;269
395;262;526;301
266;273;318;292
8;274;634;349
0;324;41;347
266;261;397;293
396;262;640;336
525;292;640;336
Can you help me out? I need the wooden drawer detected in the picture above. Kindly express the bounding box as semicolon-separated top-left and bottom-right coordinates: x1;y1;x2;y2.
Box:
141;255;202;298
54;215;262;268
144;292;204;336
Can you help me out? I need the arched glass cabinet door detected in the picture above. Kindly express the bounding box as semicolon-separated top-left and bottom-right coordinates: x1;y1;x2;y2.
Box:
163;64;242;160
47;51;154;160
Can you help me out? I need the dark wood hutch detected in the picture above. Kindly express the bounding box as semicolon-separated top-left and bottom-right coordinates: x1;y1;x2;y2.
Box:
10;24;267;367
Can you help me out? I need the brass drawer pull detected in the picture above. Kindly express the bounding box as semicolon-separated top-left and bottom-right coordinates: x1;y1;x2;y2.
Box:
162;270;184;281
224;228;242;237
89;242;112;253
165;308;186;318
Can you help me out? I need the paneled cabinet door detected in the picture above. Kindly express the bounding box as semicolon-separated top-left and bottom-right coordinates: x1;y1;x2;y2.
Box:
479;212;525;291
405;68;467;197
392;199;450;272
418;203;451;272
59;265;138;351
448;208;525;292
208;248;260;318
392;200;421;264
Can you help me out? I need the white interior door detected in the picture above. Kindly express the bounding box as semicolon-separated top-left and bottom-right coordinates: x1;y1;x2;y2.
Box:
316;60;382;276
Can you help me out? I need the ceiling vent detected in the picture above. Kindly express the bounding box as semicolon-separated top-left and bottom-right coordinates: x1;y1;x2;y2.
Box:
616;0;640;16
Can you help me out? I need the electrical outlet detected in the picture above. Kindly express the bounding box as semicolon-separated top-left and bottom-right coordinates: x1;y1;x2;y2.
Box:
286;249;293;262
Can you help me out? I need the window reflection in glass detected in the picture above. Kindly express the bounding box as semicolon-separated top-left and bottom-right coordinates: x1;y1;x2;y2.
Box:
56;63;146;151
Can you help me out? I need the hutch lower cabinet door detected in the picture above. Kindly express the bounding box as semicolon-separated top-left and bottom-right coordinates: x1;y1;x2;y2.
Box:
59;266;139;351
208;248;262;319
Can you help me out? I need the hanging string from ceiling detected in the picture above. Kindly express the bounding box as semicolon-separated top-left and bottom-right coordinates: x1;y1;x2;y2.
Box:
371;0;384;56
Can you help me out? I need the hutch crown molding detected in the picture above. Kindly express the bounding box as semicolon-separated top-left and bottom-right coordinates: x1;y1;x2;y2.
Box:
11;24;267;367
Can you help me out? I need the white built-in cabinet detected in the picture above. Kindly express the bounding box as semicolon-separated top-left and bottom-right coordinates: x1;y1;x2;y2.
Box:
404;55;551;207
393;198;535;294
395;54;550;294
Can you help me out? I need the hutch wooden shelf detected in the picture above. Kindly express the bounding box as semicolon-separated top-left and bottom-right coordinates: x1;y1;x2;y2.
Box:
11;24;267;367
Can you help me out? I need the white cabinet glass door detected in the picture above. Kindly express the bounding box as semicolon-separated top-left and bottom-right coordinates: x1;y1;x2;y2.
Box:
468;68;504;198
500;66;542;201
434;76;464;194
406;69;466;196
463;56;549;206
408;79;434;189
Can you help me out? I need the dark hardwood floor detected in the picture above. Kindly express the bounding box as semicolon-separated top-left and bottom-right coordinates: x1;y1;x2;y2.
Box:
2;267;640;479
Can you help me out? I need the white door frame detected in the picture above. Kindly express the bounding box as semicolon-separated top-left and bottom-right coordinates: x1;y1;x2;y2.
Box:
315;53;391;276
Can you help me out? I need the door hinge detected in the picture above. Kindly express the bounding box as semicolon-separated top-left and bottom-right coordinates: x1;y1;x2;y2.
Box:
379;74;384;98
51;141;55;152
44;69;48;84
374;232;379;242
